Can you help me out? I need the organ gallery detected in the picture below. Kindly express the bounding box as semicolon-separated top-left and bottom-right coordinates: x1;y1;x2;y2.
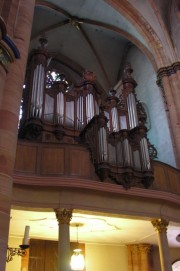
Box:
19;38;157;189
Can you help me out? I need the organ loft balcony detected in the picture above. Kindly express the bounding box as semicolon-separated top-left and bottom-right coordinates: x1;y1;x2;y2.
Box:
16;40;180;193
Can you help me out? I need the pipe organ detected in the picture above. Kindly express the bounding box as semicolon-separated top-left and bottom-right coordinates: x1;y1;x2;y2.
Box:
19;40;157;189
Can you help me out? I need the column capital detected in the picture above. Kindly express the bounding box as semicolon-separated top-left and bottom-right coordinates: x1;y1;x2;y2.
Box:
151;218;169;233
55;208;73;225
157;62;180;81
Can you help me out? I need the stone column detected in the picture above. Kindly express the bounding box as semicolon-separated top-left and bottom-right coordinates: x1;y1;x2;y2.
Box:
127;245;133;271
139;244;152;271
151;218;172;271
55;208;73;271
127;244;141;271
0;1;35;270
0;65;6;106
157;63;180;168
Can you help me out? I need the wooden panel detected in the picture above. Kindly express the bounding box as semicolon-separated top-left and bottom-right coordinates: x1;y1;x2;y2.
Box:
153;164;169;191
15;144;37;173
168;169;180;194
45;241;58;271
153;161;180;194
29;239;46;271
69;149;91;177
28;239;85;271
40;147;65;174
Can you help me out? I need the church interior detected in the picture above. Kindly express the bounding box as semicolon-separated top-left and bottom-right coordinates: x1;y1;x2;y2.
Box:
0;1;180;271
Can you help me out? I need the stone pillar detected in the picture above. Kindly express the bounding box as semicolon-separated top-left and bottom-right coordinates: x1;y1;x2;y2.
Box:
55;208;73;271
127;245;133;271
151;218;172;271
0;65;6;105
139;244;152;271
0;1;35;270
157;62;180;168
127;244;141;271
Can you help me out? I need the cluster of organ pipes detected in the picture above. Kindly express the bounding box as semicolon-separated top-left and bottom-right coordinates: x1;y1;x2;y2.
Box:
31;64;45;118
19;40;157;189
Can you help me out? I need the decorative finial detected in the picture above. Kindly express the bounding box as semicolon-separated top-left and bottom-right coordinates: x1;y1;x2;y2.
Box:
122;62;137;89
39;36;48;48
109;89;116;96
83;70;96;81
123;63;133;79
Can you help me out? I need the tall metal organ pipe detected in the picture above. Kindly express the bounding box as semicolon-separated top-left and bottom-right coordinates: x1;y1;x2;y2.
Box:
98;127;108;162
29;38;48;119
123;138;132;166
140;137;151;170
127;93;138;129
57;92;64;124
77;96;84;129
31;64;45;118
111;107;119;132
86;93;95;123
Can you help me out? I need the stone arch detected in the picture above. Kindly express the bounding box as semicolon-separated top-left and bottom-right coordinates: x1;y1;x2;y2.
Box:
106;0;172;69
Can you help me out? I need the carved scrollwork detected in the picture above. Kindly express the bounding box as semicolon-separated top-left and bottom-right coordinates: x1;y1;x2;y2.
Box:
54;124;65;140
142;175;153;188
147;139;158;159
122;172;136;189
151;218;169;233
95;163;110;182
55;208;73;225
136;100;147;126
19;118;43;140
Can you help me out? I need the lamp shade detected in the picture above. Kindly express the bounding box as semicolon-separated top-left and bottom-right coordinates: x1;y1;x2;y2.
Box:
71;249;85;270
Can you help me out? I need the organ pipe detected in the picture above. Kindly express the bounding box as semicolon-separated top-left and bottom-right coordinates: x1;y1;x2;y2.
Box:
44;94;54;123
127;93;138;129
86;93;95;123
111;107;119;132
120;115;127;129
66;101;74;127
123;138;132;167
117;141;123;166
140;137;151;170
98;127;108;162
108;144;116;164
95;100;99;115
77;96;84;130
56;92;64;124
133;150;141;170
30;64;45;118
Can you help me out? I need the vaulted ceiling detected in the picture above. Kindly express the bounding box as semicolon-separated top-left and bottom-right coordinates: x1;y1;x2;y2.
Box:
30;0;152;93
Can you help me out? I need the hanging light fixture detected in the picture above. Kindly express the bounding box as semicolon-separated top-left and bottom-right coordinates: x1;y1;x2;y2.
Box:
70;224;85;271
